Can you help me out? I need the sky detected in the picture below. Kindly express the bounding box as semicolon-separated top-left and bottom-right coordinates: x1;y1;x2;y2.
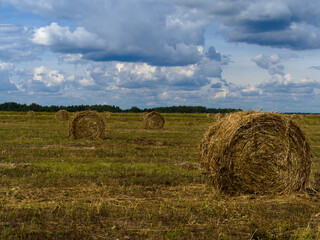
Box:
0;0;320;112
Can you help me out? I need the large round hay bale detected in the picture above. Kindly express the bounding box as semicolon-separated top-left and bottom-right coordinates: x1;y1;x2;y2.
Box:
143;111;165;129
69;110;105;139
27;111;35;118
55;110;69;121
200;111;312;194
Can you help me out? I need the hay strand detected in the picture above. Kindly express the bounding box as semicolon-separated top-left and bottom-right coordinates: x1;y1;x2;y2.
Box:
55;110;69;121
69;110;105;139
213;113;226;121
200;111;312;195
143;111;165;129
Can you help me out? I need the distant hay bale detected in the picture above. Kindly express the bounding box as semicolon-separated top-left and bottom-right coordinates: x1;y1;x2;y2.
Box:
200;111;312;195
140;112;148;120
143;111;165;129
102;112;111;119
55;110;69;121
69;110;105;139
291;114;304;120
27;111;35;118
206;113;211;118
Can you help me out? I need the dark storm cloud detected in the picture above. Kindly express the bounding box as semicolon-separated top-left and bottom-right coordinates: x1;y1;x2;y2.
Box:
174;0;320;50
26;0;210;66
2;0;320;65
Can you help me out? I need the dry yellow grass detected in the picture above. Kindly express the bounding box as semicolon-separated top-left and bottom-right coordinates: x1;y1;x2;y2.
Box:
213;113;226;121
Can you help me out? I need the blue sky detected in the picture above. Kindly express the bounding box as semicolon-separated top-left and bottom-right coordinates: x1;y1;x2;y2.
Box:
0;0;320;112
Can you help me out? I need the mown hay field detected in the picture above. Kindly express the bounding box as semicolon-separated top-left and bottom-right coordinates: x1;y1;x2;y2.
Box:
0;111;320;239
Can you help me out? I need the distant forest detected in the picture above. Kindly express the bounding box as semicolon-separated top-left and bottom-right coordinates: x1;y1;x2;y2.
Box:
0;102;242;114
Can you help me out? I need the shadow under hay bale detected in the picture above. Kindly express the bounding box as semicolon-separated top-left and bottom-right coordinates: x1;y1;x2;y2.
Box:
200;111;312;195
55;110;69;121
143;111;165;129
69;110;105;139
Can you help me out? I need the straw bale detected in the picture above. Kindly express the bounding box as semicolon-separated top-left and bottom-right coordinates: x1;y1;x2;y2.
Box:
200;111;312;194
206;113;211;118
143;111;165;129
27;111;35;118
140;112;148;120
69;110;105;139
55;110;69;121
102;112;111;119
291;114;304;120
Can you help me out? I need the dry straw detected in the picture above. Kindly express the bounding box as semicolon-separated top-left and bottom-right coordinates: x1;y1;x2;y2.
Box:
55;110;69;121
143;111;165;129
200;111;312;195
213;113;226;121
69;110;105;139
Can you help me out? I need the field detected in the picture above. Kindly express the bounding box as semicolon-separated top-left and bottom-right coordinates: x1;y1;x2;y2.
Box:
0;112;320;239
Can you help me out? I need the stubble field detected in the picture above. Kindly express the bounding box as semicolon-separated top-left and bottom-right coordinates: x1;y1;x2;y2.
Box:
0;112;320;239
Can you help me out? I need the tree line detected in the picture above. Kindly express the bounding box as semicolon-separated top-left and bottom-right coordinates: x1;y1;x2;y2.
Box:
0;102;241;113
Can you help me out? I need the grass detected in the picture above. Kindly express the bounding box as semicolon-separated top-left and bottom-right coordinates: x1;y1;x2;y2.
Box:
0;112;320;239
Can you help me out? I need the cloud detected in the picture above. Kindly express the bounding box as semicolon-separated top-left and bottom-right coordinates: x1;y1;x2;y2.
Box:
0;24;43;62
252;53;285;76
0;61;17;91
23;1;210;66
12;65;79;93
311;66;320;71
81;56;224;91
58;53;88;65
32;22;105;52
173;0;320;50
258;74;320;95
2;57;320;112
3;0;320;65
33;66;65;87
